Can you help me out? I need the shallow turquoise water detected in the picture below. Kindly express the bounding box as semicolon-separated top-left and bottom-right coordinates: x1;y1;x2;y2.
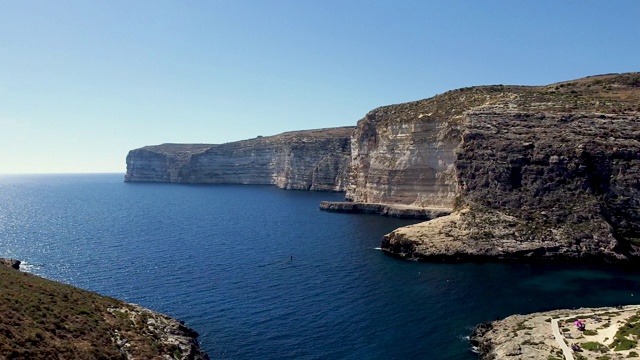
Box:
1;174;640;359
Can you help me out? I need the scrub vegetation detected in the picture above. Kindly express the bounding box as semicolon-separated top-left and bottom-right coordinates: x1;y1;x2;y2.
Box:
0;266;193;359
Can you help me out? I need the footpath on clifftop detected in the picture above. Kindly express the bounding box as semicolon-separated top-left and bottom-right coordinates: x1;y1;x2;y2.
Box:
472;305;640;360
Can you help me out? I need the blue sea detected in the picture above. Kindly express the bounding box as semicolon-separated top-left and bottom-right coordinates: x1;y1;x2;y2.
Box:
2;174;640;359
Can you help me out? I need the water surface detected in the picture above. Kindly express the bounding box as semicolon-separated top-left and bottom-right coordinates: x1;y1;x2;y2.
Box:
1;174;639;359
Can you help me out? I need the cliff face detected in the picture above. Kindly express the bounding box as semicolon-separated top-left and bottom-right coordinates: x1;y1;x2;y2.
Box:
125;144;214;182
346;105;461;207
125;127;354;191
355;73;640;262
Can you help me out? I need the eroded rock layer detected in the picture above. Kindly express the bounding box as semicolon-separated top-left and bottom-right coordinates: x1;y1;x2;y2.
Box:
319;201;450;219
125;127;354;191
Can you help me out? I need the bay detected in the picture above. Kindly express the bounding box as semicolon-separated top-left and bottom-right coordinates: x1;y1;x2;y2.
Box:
1;174;640;359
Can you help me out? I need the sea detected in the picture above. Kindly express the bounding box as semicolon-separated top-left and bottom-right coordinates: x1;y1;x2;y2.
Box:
2;173;640;359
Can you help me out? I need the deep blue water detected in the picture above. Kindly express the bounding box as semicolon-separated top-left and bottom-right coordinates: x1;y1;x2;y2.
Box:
2;174;640;359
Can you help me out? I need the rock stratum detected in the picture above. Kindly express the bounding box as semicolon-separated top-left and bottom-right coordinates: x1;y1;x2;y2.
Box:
0;259;209;360
126;73;640;263
125;127;355;191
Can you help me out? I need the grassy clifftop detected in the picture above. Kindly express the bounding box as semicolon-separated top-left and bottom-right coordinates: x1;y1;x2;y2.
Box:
365;72;640;125
0;262;208;360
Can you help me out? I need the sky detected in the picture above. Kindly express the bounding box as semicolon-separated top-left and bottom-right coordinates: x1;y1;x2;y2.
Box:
1;1;639;173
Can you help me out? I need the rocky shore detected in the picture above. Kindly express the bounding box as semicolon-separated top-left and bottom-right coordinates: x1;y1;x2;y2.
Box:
0;258;209;360
370;74;640;263
319;201;451;219
471;305;640;360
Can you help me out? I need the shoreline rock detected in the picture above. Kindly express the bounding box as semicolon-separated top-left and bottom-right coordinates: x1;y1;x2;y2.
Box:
319;201;451;219
0;258;21;270
380;207;632;264
107;304;209;360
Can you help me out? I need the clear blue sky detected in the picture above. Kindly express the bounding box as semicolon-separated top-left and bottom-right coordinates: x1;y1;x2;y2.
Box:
1;1;638;173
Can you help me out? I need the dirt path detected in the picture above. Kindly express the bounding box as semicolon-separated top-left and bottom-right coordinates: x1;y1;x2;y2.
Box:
551;317;574;360
551;305;640;360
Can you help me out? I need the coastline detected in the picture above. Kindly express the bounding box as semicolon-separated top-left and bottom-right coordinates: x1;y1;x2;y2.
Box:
471;305;640;360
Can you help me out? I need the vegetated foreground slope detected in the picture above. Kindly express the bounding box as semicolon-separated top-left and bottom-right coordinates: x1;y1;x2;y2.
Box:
0;264;208;360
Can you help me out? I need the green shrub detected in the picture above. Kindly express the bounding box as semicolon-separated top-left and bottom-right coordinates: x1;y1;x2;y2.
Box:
581;341;606;351
611;338;637;351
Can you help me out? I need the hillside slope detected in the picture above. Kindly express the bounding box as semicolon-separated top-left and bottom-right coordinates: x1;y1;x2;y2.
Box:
0;260;208;360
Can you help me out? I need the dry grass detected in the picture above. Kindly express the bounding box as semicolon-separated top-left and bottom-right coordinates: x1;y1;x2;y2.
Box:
368;72;640;126
0;266;184;359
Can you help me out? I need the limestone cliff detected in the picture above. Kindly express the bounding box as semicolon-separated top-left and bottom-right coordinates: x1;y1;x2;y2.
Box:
125;127;354;191
125;144;214;182
355;73;640;263
346;100;462;207
124;73;640;262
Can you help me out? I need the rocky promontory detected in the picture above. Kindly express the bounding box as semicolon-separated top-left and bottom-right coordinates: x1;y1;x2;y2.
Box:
125;127;354;191
0;259;209;360
375;73;640;263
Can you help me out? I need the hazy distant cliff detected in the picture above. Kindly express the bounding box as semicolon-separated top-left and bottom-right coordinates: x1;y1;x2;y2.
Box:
125;73;640;263
125;127;354;191
125;144;214;182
